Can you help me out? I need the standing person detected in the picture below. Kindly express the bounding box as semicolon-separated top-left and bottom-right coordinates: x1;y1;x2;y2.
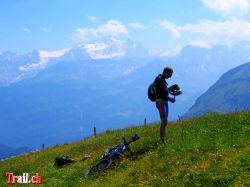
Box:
149;67;176;143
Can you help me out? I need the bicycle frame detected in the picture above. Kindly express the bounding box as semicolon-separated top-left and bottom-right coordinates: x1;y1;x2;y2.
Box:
85;134;139;178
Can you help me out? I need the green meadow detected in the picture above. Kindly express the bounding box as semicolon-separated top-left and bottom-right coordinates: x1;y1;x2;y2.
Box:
1;110;249;186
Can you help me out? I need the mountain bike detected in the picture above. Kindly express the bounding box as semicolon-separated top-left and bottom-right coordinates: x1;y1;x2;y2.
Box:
85;134;140;178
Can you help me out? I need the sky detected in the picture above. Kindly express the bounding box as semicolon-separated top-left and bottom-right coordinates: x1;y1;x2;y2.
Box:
1;0;250;55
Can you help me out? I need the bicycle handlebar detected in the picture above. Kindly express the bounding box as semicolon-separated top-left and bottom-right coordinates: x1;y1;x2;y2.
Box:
123;134;140;146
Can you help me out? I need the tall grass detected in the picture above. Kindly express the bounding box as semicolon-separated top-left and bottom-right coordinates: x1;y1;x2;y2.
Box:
0;111;249;186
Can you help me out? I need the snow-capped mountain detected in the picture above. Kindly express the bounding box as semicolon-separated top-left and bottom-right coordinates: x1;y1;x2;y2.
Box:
83;38;149;59
0;38;149;85
17;48;71;81
0;51;41;86
2;40;250;149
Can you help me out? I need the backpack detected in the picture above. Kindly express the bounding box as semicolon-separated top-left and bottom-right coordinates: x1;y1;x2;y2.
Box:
148;83;156;102
54;156;76;167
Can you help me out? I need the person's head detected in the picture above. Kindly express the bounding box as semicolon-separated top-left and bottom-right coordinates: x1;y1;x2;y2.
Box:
162;67;173;79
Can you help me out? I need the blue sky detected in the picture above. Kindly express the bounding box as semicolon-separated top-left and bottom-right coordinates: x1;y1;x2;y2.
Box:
1;0;250;55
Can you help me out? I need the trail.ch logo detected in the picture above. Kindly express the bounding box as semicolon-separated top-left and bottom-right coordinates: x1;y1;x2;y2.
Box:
6;172;42;184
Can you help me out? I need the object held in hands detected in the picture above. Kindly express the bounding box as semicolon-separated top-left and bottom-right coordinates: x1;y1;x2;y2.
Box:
168;84;182;96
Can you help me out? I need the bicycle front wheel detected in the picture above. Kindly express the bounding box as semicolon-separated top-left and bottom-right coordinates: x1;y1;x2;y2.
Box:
85;158;113;177
95;158;113;171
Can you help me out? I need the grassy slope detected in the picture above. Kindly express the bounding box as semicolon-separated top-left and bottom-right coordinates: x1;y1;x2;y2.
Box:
0;111;250;186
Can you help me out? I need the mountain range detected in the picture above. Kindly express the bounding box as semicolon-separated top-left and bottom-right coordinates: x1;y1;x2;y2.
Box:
1;39;250;149
0;38;149;86
0;143;32;160
184;62;250;118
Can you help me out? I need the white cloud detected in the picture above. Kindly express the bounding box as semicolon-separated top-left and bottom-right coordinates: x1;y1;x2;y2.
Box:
72;20;128;43
189;40;212;48
98;20;128;36
39;48;71;58
202;0;250;17
182;19;250;42
157;21;181;38
86;15;97;22
158;19;250;47
22;27;31;33
73;28;97;42
127;22;145;29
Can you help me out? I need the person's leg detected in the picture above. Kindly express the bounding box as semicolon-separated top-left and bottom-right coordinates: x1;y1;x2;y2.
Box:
156;102;169;143
160;117;167;143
